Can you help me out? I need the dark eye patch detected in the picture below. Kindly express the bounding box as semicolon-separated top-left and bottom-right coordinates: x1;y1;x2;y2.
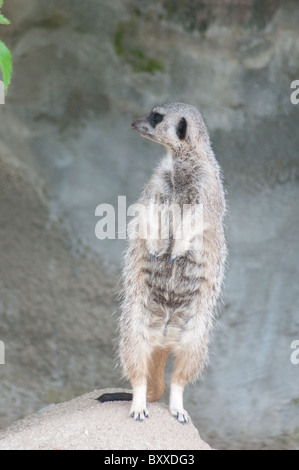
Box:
149;112;163;128
176;117;187;140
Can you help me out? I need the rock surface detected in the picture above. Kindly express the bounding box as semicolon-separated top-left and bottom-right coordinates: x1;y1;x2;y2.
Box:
0;389;211;450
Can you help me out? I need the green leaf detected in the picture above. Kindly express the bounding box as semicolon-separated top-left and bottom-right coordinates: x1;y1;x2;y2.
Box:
0;13;10;25
0;40;12;93
0;0;3;8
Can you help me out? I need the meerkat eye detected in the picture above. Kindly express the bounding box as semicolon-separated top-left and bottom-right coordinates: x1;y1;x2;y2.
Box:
149;112;163;128
176;117;187;140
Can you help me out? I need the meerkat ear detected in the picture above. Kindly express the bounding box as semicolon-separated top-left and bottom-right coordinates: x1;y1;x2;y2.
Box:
176;117;187;140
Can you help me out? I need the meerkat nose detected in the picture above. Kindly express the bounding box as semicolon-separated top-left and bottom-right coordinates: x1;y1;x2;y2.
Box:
131;120;137;128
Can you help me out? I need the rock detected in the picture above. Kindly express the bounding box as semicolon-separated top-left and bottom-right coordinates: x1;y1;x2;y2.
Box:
0;389;211;450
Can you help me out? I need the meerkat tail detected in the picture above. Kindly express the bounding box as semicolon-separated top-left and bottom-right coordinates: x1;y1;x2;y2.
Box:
97;392;133;403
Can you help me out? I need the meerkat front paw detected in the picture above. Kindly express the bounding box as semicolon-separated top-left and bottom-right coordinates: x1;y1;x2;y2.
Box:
170;239;190;262
146;239;167;260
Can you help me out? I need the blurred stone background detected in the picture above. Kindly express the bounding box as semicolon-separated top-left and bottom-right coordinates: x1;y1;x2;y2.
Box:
0;0;298;449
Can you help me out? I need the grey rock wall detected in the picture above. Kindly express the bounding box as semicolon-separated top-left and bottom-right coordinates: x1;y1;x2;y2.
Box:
0;389;211;450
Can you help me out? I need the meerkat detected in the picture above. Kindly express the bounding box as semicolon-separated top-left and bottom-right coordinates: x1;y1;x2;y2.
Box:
98;102;227;423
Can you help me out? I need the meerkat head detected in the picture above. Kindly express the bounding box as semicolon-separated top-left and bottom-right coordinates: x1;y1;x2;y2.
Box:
131;102;208;151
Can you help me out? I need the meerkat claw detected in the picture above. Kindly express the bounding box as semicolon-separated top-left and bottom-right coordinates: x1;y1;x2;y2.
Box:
130;409;149;421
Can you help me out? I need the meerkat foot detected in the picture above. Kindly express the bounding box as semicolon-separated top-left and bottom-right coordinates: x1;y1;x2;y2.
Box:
129;407;149;421
169;383;189;424
129;384;149;421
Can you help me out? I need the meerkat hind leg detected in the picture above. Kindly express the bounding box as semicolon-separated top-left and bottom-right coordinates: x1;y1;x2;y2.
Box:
169;382;189;424
129;347;169;420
